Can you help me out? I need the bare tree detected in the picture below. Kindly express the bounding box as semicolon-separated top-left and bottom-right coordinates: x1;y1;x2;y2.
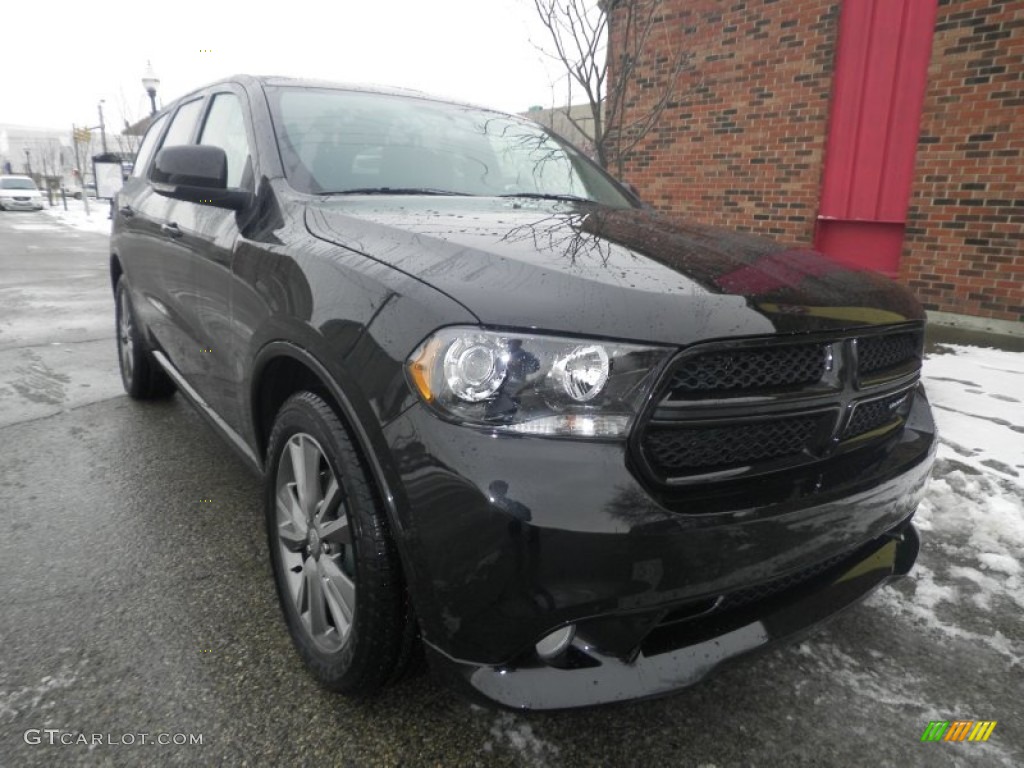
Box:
115;86;143;157
32;138;65;195
530;0;693;177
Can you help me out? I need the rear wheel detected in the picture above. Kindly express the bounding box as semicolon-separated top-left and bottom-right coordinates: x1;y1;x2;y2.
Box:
115;279;176;399
265;391;417;694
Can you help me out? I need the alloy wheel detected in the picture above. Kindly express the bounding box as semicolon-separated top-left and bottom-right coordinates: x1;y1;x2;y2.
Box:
118;288;134;381
275;433;357;653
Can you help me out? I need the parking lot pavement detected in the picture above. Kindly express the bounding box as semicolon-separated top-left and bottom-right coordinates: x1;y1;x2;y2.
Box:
0;210;123;427
1;210;1021;767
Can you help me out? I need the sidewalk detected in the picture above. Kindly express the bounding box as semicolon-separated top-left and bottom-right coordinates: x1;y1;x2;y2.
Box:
40;199;112;236
926;323;1024;353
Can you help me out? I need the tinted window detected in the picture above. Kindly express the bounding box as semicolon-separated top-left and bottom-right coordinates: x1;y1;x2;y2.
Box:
198;93;252;188
159;99;204;150
130;113;169;178
266;87;632;206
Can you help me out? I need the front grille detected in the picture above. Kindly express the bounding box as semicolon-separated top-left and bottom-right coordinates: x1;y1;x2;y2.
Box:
637;326;923;486
843;391;911;440
667;343;827;398
716;551;849;612
645;416;819;473
857;332;920;375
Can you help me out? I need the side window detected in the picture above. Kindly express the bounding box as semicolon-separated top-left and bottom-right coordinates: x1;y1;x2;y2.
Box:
157;99;204;152
130;113;169;178
198;93;253;188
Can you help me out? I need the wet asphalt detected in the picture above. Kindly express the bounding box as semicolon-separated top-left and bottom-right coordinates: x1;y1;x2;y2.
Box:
0;209;1020;768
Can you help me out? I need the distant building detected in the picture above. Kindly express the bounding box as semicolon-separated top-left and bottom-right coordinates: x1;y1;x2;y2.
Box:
123;116;153;139
1;122;140;191
609;0;1022;330
0;124;73;183
521;104;600;158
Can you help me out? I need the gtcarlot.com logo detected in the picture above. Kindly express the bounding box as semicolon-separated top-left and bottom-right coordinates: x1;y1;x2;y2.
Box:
24;730;203;747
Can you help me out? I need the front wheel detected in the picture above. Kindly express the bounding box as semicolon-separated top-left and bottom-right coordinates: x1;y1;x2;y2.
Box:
264;391;418;694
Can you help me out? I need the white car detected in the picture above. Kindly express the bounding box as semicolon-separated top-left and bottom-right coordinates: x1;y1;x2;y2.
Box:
0;175;45;211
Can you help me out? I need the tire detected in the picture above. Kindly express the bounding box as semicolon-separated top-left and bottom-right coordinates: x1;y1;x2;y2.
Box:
115;279;176;399
265;391;416;695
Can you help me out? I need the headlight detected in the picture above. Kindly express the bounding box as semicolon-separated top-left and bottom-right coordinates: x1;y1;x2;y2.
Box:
406;327;672;438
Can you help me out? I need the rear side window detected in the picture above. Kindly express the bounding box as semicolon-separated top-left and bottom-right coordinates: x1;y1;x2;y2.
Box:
130;113;169;178
159;99;204;151
198;93;253;188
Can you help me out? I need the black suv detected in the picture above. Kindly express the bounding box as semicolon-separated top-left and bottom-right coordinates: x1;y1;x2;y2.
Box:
111;75;935;710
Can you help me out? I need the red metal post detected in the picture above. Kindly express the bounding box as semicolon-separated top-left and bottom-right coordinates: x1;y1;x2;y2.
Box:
814;0;939;276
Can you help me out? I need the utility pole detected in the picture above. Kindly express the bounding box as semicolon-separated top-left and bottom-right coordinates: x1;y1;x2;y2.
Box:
71;124;90;216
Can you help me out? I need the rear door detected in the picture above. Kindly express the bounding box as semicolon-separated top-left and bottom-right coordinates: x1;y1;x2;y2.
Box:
113;111;171;347
134;97;209;382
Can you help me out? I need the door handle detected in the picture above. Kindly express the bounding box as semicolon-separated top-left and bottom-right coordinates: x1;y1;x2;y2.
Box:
161;222;182;238
119;205;134;218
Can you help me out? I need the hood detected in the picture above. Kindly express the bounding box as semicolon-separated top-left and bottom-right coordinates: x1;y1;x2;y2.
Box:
305;197;924;346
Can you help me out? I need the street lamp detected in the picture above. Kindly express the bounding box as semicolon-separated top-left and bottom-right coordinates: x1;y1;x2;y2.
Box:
142;61;160;116
97;100;109;154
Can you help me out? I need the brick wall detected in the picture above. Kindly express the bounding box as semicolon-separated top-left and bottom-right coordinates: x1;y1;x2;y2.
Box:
611;0;1023;322
611;0;840;245
901;0;1023;322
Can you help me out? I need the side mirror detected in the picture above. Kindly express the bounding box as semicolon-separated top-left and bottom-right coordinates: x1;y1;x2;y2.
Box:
151;145;250;211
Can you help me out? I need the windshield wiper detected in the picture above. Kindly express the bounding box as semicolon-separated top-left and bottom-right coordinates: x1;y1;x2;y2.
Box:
498;192;595;204
318;187;469;196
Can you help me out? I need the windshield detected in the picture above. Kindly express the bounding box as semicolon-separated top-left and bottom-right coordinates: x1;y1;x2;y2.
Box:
0;178;38;190
266;86;633;207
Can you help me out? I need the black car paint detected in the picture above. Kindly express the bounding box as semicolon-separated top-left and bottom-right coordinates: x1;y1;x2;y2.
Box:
111;75;934;710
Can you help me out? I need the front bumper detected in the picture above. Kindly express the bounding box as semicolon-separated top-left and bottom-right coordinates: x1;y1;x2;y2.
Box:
382;385;935;709
1;198;43;210
430;521;919;710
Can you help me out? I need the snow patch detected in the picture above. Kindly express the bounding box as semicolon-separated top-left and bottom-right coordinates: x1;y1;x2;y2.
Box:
868;565;1022;666
40;203;112;235
918;469;1024;611
978;552;1021;576
0;664;80;722
924;344;1024;487
485;712;560;766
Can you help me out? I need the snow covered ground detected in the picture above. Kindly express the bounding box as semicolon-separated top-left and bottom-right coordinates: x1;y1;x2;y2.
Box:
39;198;112;236
867;343;1024;662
